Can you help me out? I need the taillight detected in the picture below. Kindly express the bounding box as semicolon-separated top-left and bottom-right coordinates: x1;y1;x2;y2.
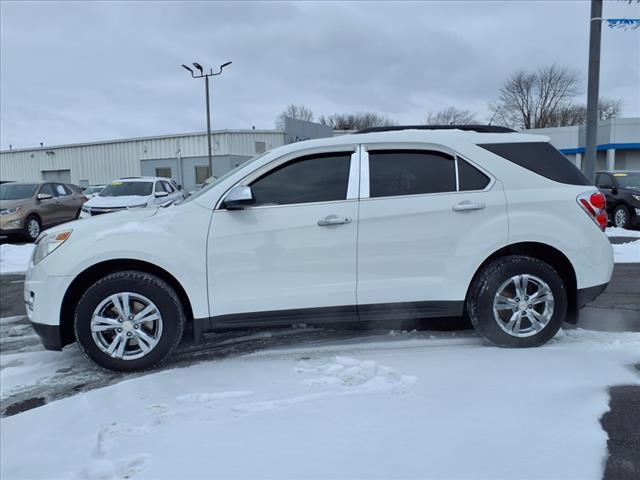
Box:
577;191;607;231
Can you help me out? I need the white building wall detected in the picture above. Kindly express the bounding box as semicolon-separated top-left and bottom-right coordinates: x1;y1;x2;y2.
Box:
0;130;284;185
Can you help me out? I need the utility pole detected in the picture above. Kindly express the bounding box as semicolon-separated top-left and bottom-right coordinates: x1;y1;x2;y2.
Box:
583;0;602;183
182;61;232;178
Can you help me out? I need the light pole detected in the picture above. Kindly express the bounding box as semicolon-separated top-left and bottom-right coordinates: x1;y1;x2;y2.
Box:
583;0;602;183
181;61;232;178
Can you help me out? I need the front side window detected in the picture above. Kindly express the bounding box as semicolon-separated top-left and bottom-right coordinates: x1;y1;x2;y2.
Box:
155;181;167;193
100;181;153;197
368;150;456;198
249;152;352;207
40;184;56;197
162;181;175;193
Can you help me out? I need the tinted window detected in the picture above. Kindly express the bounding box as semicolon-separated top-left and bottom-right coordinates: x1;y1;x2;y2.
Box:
250;153;352;206
480;142;591;186
100;182;153;197
40;184;56;196
0;184;38;200
368;150;456;198
458;159;490;191
596;173;613;188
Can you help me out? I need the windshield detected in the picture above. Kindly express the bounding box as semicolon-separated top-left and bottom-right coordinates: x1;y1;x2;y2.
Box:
614;172;640;189
100;181;152;197
180;152;270;204
0;184;38;200
85;186;104;195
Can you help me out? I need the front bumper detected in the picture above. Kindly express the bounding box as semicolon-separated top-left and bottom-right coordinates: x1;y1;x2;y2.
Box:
30;322;62;350
24;260;74;350
0;213;23;233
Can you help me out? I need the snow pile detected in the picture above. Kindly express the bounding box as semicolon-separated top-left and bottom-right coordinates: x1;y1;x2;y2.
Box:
613;239;640;263
2;329;638;479
605;227;640;238
0;243;34;275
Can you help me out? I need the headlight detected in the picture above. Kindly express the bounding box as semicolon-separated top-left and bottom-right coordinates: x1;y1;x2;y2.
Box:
127;203;148;209
32;230;72;265
0;206;21;215
632;194;640;202
81;206;90;213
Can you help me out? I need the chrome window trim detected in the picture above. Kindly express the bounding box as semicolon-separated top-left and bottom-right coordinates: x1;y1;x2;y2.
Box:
360;144;496;200
216;145;358;211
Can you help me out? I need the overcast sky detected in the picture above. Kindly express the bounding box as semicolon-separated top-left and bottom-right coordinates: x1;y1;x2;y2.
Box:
1;0;639;150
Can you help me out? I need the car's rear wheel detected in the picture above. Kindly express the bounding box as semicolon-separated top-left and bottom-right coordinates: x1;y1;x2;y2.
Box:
24;215;41;242
467;255;567;348
613;205;630;229
74;271;184;371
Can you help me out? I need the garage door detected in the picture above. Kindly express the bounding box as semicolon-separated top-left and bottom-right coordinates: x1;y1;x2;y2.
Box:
42;169;71;183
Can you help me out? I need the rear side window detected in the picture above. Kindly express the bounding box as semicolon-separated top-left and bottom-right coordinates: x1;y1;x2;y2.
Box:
480;142;591;186
368;150;456;198
250;152;352;207
458;159;490;191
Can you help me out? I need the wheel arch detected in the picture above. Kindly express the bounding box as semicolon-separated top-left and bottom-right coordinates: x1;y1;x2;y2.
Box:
59;258;194;347
466;242;579;323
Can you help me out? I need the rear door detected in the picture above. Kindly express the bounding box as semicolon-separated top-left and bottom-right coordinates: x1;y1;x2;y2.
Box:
52;183;79;222
356;145;508;319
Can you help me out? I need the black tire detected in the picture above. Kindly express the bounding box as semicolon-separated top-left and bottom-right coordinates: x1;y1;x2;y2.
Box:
613;205;630;229
467;255;567;348
23;215;41;242
74;271;185;372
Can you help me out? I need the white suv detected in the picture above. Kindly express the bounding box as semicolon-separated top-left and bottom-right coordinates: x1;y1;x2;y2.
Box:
80;177;185;217
24;127;613;371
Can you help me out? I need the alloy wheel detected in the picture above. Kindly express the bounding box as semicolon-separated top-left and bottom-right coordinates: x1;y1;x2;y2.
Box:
28;219;40;240
90;292;163;360
614;208;628;228
492;274;554;338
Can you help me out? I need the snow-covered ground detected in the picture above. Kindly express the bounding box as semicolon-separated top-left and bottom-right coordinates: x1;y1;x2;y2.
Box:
605;226;640;238
0;243;35;275
1;328;639;480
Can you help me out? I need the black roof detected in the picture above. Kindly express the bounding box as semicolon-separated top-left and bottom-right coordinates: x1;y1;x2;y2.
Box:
356;125;517;134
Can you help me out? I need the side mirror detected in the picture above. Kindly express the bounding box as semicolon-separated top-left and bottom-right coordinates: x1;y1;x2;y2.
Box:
177;185;183;190
155;191;169;198
37;193;53;201
222;185;254;210
611;186;618;195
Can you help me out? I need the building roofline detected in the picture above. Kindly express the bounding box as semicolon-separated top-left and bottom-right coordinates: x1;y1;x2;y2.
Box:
0;129;284;154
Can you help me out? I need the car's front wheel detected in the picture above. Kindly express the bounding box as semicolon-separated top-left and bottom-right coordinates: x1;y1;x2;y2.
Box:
467;255;567;348
74;271;185;371
24;215;41;242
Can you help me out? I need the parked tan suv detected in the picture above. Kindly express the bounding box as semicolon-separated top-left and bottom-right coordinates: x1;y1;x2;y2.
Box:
0;182;86;242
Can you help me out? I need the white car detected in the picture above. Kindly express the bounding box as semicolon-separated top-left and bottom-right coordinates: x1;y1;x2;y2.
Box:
82;185;107;199
25;126;613;371
80;177;184;217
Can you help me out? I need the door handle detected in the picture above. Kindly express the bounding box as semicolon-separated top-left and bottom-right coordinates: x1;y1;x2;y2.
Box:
317;215;352;226
452;201;486;212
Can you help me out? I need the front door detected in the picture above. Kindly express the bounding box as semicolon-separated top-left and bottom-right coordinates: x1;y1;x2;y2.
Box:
208;149;360;323
37;183;60;227
356;146;508;319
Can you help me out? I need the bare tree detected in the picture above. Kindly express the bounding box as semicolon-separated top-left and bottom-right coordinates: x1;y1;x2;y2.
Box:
494;65;581;129
425;107;478;125
275;104;314;130
318;112;394;130
547;97;623;127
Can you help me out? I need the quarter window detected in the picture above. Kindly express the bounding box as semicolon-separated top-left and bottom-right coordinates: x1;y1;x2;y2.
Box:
249;152;352;207
368;150;456;198
458;159;490;191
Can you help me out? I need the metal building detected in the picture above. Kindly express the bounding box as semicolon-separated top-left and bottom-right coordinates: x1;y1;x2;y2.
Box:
0;130;285;192
526;117;640;171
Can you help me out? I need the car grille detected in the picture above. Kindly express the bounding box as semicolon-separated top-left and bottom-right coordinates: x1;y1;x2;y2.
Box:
87;206;127;216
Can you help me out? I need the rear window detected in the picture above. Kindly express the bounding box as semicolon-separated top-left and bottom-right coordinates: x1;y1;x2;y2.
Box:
480;142;591;186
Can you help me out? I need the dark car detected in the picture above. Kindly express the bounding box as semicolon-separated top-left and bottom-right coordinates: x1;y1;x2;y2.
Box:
595;170;640;229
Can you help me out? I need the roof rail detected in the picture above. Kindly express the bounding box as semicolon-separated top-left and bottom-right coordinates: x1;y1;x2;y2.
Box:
356;125;517;134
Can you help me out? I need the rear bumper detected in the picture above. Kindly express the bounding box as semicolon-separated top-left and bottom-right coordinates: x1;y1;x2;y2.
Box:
30;321;62;351
577;282;609;308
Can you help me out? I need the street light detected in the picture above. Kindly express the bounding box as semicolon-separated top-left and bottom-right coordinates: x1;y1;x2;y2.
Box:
181;60;232;178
